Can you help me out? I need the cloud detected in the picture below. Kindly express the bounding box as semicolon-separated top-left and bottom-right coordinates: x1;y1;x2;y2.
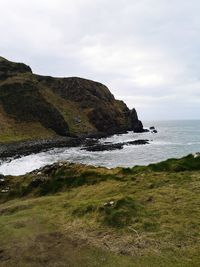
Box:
0;0;200;119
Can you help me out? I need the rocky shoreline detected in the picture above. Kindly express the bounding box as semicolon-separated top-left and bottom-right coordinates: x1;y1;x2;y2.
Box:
82;139;149;152
0;125;157;160
0;137;83;160
0;133;150;160
0;57;157;161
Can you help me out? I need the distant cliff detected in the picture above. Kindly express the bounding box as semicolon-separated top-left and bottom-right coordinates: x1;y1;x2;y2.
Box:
0;56;143;143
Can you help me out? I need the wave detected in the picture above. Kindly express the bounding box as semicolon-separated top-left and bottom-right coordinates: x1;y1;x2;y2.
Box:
1;123;200;176
187;142;200;145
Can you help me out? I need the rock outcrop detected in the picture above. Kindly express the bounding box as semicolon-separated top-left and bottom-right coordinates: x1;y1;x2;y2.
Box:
82;139;149;152
0;57;144;142
129;108;144;133
0;56;32;80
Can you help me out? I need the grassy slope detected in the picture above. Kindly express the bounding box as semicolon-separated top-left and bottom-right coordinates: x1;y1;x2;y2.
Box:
0;74;57;142
0;108;55;143
40;87;96;135
0;74;99;142
0;154;200;266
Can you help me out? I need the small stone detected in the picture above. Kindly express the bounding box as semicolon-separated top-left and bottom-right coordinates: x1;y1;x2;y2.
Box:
1;187;9;193
74;117;82;123
103;201;114;207
193;152;200;158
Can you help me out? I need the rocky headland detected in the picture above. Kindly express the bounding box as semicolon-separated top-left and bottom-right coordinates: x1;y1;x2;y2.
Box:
0;56;146;158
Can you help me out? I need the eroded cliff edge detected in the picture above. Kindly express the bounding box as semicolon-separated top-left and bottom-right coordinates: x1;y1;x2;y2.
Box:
0;56;143;143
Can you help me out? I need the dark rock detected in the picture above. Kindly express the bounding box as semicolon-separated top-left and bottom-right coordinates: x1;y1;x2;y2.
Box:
37;75;132;135
82;139;149;152
83;143;124;152
149;126;158;133
30;177;47;187
82;138;99;147
126;139;149;145
129;108;144;133
0;137;83;159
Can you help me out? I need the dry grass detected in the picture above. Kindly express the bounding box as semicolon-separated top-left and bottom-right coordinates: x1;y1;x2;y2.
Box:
0;155;200;266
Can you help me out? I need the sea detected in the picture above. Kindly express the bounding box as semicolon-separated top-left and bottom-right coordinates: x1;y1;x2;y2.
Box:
0;120;200;176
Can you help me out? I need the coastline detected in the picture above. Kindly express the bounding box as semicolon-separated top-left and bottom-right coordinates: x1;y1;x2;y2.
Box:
0;130;132;160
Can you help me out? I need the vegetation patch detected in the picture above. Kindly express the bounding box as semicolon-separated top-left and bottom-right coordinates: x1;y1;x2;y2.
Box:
99;197;143;228
148;154;200;172
0;155;200;266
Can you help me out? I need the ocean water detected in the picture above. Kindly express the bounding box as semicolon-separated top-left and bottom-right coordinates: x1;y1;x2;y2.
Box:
0;120;200;176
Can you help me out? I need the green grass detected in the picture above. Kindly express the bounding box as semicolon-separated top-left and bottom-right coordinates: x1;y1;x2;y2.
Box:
0;155;200;266
0;103;56;143
0;122;55;143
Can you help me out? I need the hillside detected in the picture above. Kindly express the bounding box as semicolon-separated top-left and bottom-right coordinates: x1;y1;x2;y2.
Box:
0;154;200;266
0;57;143;143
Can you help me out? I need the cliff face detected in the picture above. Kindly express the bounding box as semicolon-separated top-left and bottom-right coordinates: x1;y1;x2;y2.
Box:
0;57;143;142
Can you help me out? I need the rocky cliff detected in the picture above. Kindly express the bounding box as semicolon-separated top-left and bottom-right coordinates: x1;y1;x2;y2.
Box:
0;57;143;142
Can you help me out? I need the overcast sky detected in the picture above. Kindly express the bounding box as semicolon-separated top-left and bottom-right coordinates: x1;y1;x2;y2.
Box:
0;0;200;120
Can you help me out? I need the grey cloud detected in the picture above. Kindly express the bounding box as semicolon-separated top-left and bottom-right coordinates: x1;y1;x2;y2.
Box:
0;0;200;119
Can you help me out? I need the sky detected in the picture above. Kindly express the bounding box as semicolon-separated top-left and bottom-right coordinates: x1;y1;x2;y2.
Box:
0;0;200;120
